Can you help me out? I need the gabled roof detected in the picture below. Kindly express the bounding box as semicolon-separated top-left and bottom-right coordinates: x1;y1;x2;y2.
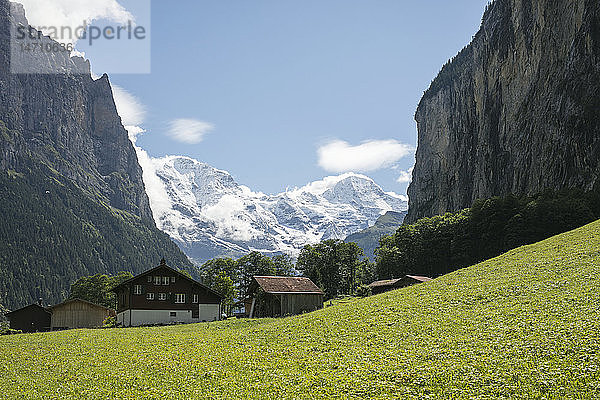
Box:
405;275;432;283
368;275;433;288
368;278;403;288
49;298;114;312
252;276;324;295
5;303;51;316
110;260;223;299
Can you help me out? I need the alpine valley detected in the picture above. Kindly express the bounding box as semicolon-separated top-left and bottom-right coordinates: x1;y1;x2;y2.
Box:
144;155;407;264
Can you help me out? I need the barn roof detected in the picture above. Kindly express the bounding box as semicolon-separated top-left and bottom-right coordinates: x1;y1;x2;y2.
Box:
253;276;324;295
405;275;432;282
5;303;51;316
368;278;403;289
49;298;114;312
368;275;432;288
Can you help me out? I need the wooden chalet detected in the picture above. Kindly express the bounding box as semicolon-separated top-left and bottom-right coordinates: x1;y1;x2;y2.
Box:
246;276;324;318
368;275;432;295
50;298;115;330
5;301;51;333
111;259;223;327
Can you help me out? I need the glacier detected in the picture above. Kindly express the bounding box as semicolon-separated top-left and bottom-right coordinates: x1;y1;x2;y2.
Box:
143;155;407;265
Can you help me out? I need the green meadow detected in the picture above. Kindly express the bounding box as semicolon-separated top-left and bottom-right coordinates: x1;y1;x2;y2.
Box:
2;221;600;399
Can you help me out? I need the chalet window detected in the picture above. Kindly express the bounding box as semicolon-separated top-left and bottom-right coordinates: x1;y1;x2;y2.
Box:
162;276;170;285
154;276;161;285
175;294;186;304
170;312;177;317
146;293;155;300
147;276;152;283
158;293;167;301
192;309;199;318
171;276;175;283
133;285;142;295
192;294;198;303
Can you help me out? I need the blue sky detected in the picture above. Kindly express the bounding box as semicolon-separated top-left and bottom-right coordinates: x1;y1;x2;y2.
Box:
20;0;489;195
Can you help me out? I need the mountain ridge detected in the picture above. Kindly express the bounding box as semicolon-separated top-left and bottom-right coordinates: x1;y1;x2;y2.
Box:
344;210;407;260
145;155;407;264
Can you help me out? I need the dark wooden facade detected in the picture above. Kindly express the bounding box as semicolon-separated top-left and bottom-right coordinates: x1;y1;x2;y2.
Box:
247;276;324;318
111;260;223;326
5;303;51;333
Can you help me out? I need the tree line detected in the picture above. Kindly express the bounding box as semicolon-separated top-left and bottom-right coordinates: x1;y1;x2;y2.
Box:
375;189;600;280
59;189;600;311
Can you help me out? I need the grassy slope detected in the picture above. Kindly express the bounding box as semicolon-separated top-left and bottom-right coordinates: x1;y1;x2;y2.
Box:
2;221;600;399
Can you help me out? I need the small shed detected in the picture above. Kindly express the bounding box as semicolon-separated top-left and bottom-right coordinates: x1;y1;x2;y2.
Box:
247;276;324;318
50;299;115;330
368;275;432;295
5;303;51;333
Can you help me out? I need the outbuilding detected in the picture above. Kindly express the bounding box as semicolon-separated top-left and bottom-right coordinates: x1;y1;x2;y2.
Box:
368;275;432;295
246;276;324;318
5;302;51;333
50;298;115;330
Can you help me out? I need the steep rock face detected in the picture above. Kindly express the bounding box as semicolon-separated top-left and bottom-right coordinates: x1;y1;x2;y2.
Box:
0;0;151;220
0;1;193;309
406;0;600;223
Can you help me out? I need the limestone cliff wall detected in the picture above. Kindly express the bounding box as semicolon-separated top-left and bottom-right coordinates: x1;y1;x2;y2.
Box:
406;0;600;223
0;0;152;220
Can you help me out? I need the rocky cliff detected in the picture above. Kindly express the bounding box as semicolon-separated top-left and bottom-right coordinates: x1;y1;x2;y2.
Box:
0;0;193;309
406;0;600;223
0;0;151;220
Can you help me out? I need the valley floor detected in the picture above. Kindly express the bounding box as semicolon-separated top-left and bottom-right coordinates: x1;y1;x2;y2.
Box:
2;221;600;399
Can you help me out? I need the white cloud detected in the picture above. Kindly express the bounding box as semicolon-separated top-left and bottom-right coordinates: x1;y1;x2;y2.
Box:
108;83;174;226
202;195;255;242
396;167;414;184
14;0;134;45
111;84;146;129
168;119;214;144
317;139;414;173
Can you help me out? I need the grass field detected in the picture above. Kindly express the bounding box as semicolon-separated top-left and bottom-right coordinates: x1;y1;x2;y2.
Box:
2;221;600;399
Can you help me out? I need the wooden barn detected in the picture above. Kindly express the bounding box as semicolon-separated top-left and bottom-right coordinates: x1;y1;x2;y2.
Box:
246;276;324;318
5;302;51;333
50;299;115;330
368;275;432;295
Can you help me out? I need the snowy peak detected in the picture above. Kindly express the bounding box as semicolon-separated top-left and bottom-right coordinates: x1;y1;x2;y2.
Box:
321;174;405;208
155;156;241;208
145;156;407;264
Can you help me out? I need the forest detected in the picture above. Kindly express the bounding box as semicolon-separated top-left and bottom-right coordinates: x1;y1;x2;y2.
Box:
375;189;600;280
0;162;194;311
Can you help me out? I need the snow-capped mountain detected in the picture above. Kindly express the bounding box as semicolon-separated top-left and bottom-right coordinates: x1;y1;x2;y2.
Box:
145;155;407;264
